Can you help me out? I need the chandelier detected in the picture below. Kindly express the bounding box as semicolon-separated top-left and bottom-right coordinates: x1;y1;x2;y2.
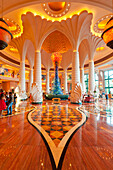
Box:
51;52;62;67
0;0;13;50
101;17;113;49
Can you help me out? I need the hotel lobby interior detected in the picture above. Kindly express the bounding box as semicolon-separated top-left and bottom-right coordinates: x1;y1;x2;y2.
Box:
0;0;113;169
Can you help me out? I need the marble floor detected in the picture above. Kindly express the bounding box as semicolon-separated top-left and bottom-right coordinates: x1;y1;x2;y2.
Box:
0;99;113;169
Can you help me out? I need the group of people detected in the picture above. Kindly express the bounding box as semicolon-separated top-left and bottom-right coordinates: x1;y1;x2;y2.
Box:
0;89;17;117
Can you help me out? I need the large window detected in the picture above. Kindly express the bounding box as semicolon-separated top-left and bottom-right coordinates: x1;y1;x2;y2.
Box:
84;73;98;93
84;74;88;92
95;72;98;88
104;70;113;93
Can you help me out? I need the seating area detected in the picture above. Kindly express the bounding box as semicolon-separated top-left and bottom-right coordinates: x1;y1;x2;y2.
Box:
83;96;95;103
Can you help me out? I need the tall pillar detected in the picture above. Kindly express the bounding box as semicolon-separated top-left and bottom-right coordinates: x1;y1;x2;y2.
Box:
64;69;68;94
20;60;25;92
31;51;42;103
80;67;85;93
46;68;50;94
88;60;95;93
34;51;42;87
19;60;27;99
72;51;80;91
71;51;82;104
29;67;33;94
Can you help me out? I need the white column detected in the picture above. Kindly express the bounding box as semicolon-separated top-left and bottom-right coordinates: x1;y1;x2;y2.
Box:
64;69;68;94
71;51;82;103
46;68;50;94
80;67;85;93
72;51;80;91
19;60;27;99
20;60;26;92
29;68;33;94
88;60;95;93
31;51;42;103
34;51;42;88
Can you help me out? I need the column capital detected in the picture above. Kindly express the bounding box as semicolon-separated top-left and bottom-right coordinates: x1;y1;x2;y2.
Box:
80;67;84;70
21;60;25;63
73;50;79;53
35;50;40;53
89;60;94;63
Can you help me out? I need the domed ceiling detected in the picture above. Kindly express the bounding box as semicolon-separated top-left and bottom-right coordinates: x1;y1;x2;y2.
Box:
42;31;72;53
0;0;112;70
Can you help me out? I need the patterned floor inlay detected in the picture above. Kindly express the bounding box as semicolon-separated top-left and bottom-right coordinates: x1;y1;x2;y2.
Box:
28;105;86;169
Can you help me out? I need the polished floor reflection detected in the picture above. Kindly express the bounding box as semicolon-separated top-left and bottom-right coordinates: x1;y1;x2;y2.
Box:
30;105;82;146
1;101;35;118
0;99;113;169
80;99;113;117
28;105;86;168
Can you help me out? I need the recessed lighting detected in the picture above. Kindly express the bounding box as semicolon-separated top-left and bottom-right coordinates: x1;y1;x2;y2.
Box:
42;2;71;18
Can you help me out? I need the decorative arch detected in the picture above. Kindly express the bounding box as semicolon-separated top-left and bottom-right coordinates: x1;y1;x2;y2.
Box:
79;38;90;62
38;27;73;52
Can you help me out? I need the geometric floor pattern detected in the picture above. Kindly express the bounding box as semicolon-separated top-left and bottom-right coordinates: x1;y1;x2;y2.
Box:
31;105;82;146
28;104;86;169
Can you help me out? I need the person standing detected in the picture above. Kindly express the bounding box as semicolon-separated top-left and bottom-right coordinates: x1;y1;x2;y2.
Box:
0;93;6;117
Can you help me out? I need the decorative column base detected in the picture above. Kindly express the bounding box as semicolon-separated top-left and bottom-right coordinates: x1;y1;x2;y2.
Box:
30;83;43;104
70;82;82;104
19;91;28;101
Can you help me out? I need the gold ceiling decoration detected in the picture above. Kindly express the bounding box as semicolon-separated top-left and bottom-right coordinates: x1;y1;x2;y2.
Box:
42;31;72;53
48;2;66;11
9;46;18;53
96;47;105;51
42;2;71;18
3;18;21;38
93;14;113;34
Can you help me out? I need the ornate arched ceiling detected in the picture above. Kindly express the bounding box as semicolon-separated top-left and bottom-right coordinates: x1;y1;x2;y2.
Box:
0;0;112;70
42;31;72;53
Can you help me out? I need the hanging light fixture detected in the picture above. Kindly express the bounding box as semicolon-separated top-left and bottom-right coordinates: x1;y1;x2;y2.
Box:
0;0;13;50
101;1;113;49
101;17;113;49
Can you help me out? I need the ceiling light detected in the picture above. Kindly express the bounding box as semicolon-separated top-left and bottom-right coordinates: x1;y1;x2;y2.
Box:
101;17;113;49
